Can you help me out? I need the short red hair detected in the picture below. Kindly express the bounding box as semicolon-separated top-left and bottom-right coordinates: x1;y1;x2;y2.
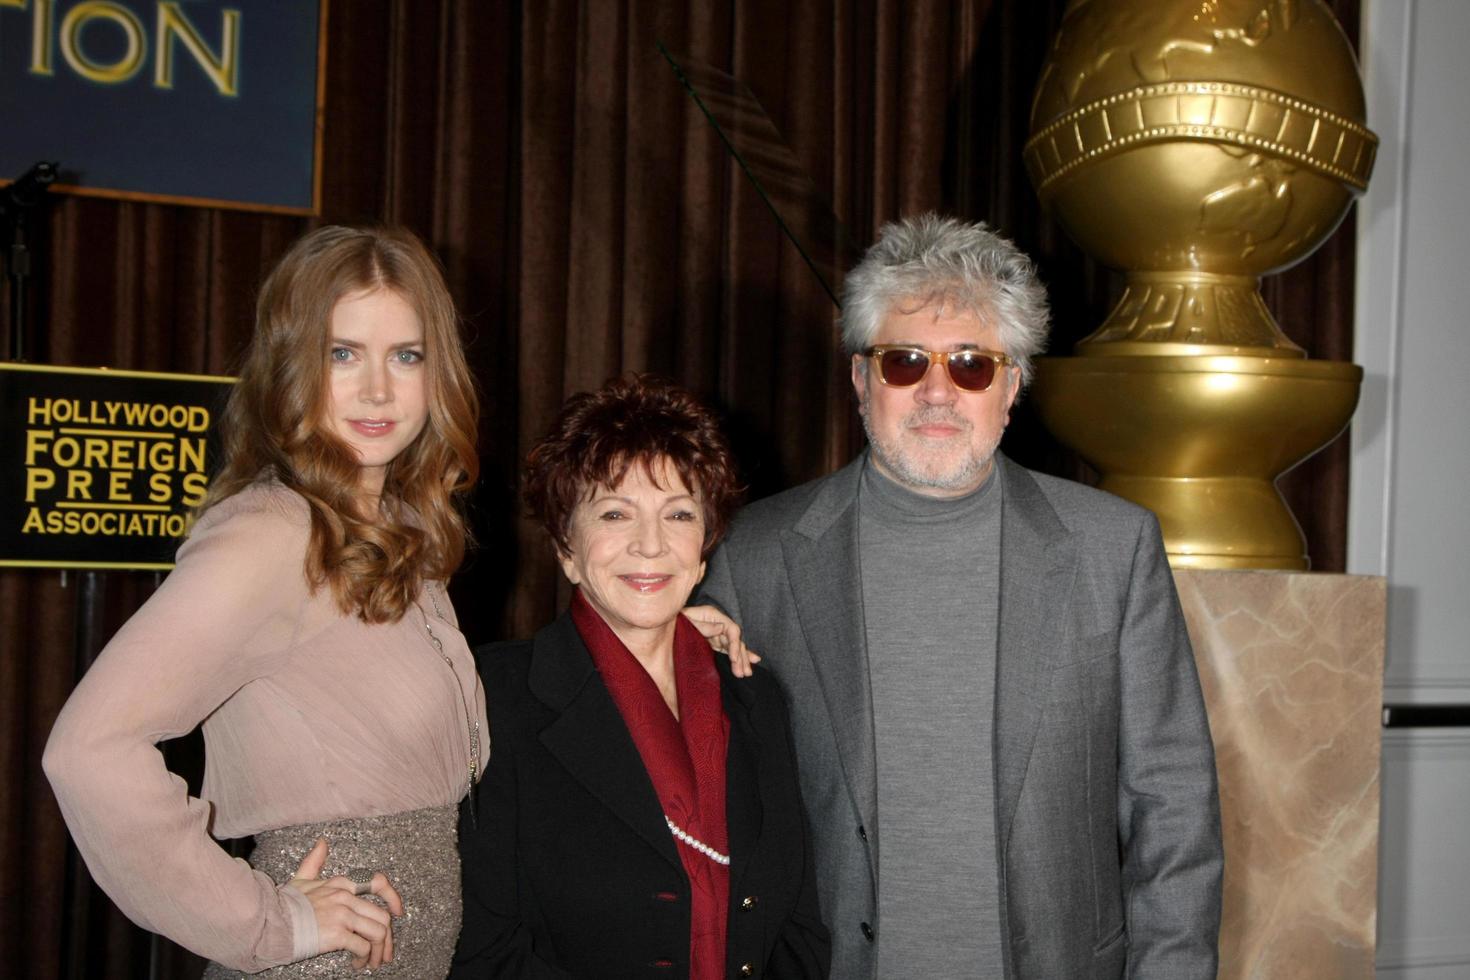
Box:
524;375;742;559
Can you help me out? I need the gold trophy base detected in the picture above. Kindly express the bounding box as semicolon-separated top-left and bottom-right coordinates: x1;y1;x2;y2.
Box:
1033;354;1363;569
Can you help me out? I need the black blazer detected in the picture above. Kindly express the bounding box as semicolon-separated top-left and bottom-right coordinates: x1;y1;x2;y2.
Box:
451;612;830;980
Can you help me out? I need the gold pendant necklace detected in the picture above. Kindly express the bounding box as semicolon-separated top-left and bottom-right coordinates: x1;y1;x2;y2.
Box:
422;583;482;822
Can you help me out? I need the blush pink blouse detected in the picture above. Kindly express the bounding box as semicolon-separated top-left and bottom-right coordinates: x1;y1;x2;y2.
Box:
43;482;488;971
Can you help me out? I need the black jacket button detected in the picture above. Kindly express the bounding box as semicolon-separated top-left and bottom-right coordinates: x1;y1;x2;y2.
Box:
861;921;875;942
740;895;758;910
739;964;754;976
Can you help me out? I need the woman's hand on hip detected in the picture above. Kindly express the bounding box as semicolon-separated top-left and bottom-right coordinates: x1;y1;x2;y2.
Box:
288;837;405;971
684;604;762;677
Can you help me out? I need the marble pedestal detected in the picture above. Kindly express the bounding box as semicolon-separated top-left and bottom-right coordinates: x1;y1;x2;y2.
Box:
1173;569;1386;979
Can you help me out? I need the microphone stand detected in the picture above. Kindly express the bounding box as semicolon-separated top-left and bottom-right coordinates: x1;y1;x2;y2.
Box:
0;161;103;979
1;160;59;362
2;161;190;980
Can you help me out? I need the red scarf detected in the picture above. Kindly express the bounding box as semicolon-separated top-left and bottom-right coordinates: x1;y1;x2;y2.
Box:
572;589;730;980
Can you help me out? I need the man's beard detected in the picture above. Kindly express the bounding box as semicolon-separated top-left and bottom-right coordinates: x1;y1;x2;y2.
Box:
859;401;1001;493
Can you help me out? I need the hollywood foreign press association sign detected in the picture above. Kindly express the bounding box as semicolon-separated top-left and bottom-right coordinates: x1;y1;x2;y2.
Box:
0;362;233;569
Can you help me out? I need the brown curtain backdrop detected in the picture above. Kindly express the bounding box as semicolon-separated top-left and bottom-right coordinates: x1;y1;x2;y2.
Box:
3;1;1360;976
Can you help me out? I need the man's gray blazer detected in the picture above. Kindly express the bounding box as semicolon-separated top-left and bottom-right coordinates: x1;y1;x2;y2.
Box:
698;452;1222;980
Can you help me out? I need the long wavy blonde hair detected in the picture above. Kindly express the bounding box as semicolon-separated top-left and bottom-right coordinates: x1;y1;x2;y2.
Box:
204;225;479;623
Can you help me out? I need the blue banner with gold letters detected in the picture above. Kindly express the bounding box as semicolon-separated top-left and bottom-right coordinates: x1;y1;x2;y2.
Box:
0;0;325;213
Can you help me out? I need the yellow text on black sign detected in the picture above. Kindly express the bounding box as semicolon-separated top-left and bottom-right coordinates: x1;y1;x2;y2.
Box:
21;396;210;538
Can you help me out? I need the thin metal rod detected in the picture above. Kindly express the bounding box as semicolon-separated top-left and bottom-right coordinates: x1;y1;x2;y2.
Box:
60;571;103;979
7;221;28;361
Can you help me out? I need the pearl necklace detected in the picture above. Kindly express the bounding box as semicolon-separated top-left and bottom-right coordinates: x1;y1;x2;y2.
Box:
665;815;730;866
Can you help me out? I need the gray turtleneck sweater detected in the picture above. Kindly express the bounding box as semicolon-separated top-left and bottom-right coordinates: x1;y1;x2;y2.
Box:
857;457;1005;977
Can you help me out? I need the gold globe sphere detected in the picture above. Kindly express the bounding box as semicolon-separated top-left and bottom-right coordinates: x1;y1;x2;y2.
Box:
1024;0;1377;570
1025;0;1376;353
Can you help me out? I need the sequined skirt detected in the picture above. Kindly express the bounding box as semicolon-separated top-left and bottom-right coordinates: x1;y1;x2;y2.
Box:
202;803;461;979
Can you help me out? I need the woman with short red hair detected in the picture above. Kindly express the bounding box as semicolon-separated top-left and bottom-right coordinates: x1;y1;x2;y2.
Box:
453;375;829;980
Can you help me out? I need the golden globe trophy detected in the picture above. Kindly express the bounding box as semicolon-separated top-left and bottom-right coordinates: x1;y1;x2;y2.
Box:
1024;0;1377;568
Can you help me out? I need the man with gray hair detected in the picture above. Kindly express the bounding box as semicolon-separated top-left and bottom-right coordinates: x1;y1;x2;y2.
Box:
700;214;1222;979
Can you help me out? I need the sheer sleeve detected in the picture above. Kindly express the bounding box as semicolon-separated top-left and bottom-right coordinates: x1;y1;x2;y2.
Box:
43;490;322;970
